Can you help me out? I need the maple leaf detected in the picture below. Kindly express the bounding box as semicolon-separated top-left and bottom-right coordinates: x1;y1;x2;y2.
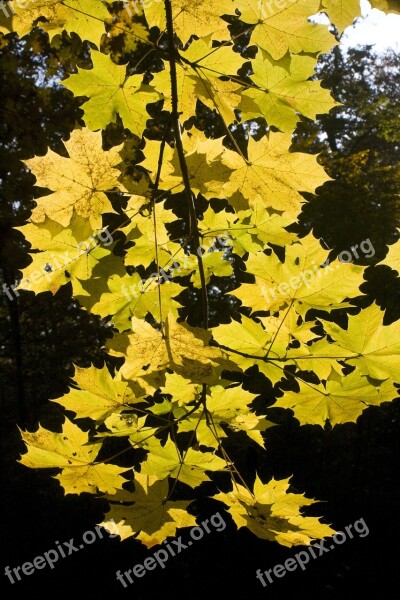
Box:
24;129;124;228
117;313;235;385
100;474;197;547
320;304;400;383
55;365;140;421
212;312;339;384
141;132;232;200
178;385;272;448
280;335;346;380
240;52;338;132
143;0;234;42
236;0;334;60
369;0;400;14
16;218;118;295
2;0;113;44
98;414;151;440
221;133;329;215
246;207;297;248
63;51;159;135
231;233;365;316
197;206;295;256
153;37;244;125
19;418;127;494
92;273;183;331
176;251;233;286
321;0;362;33
140;437;227;487
379;235;400;273
212;315;289;384
214;475;335;546
273;371;397;426
121;202;182;268
160;373;202;405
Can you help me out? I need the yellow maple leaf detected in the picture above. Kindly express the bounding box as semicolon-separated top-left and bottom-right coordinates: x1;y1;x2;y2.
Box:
119;313;235;384
221;133;329;215
91;273;183;331
141;132;232;200
321;304;400;383
273;371;397;426
63;51;159;135
100;474;197;546
212;315;289;384
55;365;140;421
19;418;127;494
321;0;362;33
140;437;227;487
214;475;335;546
236;0;335;60
16;218;118;295
379;235;400;273
122;203;182;270
232;233;365;316
241;51;338;132
160;372;202;405
178;385;272;448
152;36;244;125
1;0;112;44
143;0;234;42
24;128;124;228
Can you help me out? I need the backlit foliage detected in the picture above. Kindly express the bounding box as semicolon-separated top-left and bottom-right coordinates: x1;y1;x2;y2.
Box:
5;0;399;548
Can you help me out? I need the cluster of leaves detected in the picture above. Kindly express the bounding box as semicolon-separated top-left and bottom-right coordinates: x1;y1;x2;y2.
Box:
3;0;400;548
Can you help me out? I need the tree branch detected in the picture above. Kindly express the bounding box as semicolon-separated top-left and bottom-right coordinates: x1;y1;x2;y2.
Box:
164;0;209;330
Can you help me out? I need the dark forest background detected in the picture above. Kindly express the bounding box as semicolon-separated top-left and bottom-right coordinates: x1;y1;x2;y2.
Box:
1;18;400;600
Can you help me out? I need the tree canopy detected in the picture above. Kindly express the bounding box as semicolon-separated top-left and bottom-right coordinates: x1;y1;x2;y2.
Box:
1;0;400;554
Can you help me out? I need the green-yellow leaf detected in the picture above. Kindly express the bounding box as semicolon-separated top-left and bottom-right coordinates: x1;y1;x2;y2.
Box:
273;371;397;426
232;233;365;317
63;51;159;135
16;219;116;295
1;0;112;44
140;437;226;487
241;52;338;132
92;273;183;331
321;304;400;382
